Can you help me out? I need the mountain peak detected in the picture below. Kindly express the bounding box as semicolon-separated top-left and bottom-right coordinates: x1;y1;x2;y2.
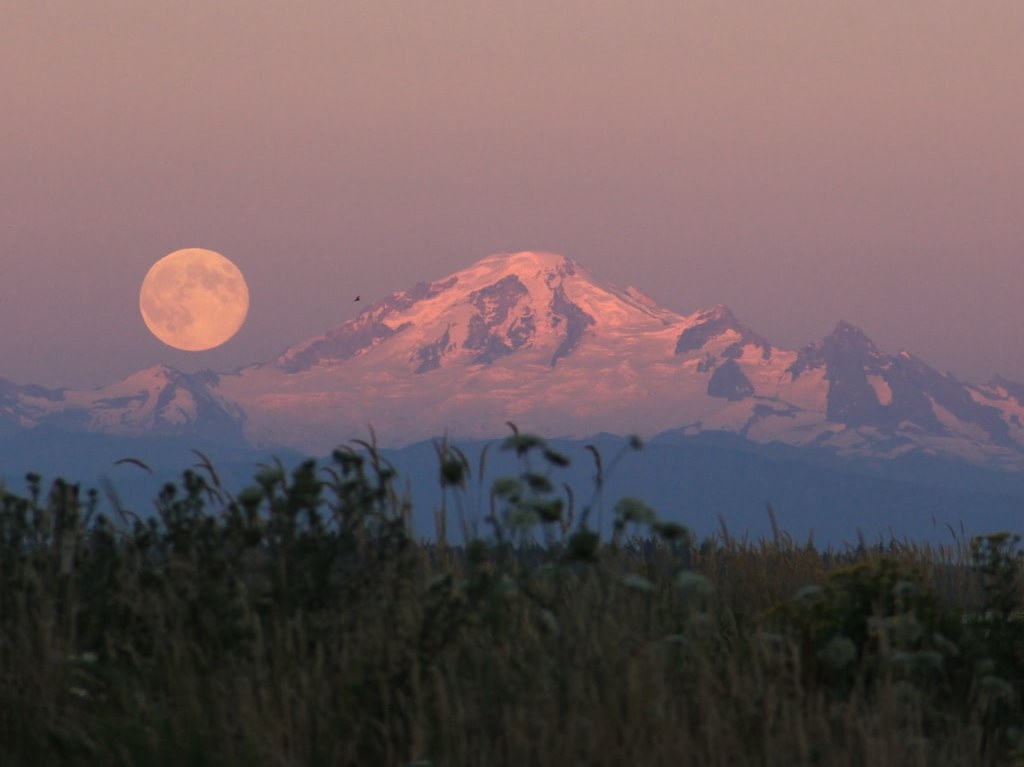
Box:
832;319;867;335
272;250;692;375
823;320;880;353
478;250;578;272
788;319;881;380
675;304;770;359
706;304;737;322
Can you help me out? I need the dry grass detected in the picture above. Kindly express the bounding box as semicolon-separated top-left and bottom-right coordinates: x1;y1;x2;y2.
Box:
0;434;1022;766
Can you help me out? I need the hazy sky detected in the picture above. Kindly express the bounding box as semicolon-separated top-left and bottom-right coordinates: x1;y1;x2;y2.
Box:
3;1;1022;388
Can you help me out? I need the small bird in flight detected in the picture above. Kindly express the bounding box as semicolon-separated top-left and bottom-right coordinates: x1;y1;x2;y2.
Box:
354;295;360;302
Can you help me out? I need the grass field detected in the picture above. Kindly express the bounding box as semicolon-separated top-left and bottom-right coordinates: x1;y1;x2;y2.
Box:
1;431;1022;766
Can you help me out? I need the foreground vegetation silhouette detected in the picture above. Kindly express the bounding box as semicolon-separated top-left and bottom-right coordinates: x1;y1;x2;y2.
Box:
1;429;1022;766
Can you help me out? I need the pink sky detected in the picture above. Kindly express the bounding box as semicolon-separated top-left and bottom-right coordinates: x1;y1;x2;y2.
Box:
2;1;1023;388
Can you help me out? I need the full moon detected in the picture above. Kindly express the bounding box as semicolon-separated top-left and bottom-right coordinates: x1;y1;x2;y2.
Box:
139;248;250;351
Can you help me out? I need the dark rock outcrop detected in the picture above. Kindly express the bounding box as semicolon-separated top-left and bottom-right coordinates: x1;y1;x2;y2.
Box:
707;359;755;401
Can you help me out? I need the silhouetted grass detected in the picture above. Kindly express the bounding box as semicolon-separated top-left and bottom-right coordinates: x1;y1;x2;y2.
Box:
0;430;1022;766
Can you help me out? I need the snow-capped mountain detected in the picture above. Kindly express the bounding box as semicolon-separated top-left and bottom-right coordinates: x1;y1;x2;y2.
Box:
215;251;769;450
0;365;245;441
209;251;1024;468
4;251;1024;470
